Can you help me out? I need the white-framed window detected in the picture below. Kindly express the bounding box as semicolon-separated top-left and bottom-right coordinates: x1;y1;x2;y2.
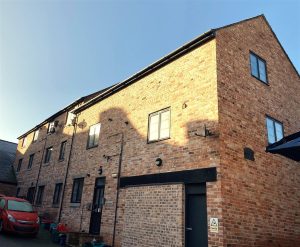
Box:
250;52;268;84
66;112;76;126
148;108;171;142
33;129;39;142
22;136;27;148
266;116;283;144
87;123;101;148
48;121;55;133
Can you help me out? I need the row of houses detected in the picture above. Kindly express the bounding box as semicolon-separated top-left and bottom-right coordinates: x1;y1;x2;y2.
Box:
14;15;300;247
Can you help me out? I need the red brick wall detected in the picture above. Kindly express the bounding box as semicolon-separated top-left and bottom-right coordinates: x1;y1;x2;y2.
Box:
216;16;300;246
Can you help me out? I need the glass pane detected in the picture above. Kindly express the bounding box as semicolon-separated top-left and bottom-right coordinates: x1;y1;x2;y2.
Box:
275;122;283;141
258;59;267;82
250;54;258;77
149;114;159;141
266;118;275;144
160;110;170;139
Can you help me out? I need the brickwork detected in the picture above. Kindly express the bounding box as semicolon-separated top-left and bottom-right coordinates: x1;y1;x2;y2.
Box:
216;16;300;246
122;184;184;247
0;183;16;196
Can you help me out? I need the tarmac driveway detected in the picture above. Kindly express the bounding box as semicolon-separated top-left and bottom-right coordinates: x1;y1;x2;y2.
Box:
0;228;57;247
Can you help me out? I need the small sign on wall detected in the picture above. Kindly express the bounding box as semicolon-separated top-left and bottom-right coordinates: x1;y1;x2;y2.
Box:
209;218;219;233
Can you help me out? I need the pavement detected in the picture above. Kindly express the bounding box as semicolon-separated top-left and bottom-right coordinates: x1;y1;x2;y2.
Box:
0;228;58;247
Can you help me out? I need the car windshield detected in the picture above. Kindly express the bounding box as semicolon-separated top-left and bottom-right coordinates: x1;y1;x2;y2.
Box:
7;200;34;212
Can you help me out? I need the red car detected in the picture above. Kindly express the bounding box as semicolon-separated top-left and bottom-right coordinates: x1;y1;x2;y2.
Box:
0;196;39;236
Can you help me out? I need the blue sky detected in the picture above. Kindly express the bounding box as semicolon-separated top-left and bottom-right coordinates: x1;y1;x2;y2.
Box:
0;0;299;143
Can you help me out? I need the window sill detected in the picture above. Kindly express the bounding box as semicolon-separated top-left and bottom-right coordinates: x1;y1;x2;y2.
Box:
251;74;269;86
86;144;98;150
147;137;171;144
52;204;60;208
43;162;50;166
58;158;65;162
27;168;32;171
70;203;81;208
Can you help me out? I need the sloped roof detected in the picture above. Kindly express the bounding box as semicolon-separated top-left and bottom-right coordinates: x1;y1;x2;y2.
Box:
0;140;17;184
18;86;112;139
73;14;299;114
266;131;300;161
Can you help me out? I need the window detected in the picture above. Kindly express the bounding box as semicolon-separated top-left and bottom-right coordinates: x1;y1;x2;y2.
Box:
48;121;55;133
27;187;35;204
36;186;45;206
71;178;84;203
148;108;171;142
22;137;27;148
87;123;101;148
66;112;76;126
266;116;284;144
52;183;63;205
0;199;5;209
27;154;34;169
59;141;67;160
17;159;23;172
44;147;53;163
250;52;268;83
33;129;39;142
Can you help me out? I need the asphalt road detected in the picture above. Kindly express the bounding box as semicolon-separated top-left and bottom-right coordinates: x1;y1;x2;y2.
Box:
0;228;57;247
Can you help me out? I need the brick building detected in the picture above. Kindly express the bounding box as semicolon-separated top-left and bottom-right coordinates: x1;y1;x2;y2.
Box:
14;15;299;247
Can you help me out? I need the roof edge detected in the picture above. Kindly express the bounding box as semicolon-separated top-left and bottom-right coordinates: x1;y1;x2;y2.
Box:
74;30;216;114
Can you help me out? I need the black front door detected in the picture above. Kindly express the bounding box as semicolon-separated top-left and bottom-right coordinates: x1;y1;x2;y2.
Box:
185;184;208;247
89;178;105;235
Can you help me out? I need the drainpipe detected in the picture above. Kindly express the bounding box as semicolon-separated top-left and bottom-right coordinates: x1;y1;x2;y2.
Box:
58;116;78;222
33;132;49;204
112;133;124;247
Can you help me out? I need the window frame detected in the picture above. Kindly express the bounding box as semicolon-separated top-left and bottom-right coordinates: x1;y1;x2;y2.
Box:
71;178;84;203
59;141;67;161
17;159;23;172
249;51;268;84
22;137;27;148
47;121;55;133
35;185;45;206
52;183;63;206
27;153;35;169
86;123;101;149
266;115;284;144
147;107;171;143
44;146;53;164
33;129;39;142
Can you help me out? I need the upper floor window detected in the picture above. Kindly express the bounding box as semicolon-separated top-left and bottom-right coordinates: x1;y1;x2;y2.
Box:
36;186;45;206
33;129;39;142
44;146;53;163
59;141;67;160
22;137;27;148
148;108;171;142
71;178;84;203
48;121;55;133
266;116;283;144
66;112;76;126
27;154;34;169
17;159;23;172
53;183;63;205
87;123;101;149
250;52;268;84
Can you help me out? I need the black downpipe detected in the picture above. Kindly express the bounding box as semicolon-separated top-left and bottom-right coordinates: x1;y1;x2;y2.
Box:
112;133;124;247
58;117;78;222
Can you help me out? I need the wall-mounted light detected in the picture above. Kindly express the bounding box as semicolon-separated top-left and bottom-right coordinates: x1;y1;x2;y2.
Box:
112;173;118;178
98;166;103;175
155;158;163;167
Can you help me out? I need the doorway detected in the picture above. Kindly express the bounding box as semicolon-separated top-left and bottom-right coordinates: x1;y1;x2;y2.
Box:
89;177;105;235
185;184;208;247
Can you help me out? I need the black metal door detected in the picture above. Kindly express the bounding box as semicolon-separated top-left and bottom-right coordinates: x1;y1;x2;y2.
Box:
89;178;105;235
185;184;208;247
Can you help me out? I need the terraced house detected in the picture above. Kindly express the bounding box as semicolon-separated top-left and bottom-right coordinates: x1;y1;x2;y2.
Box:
14;15;300;247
